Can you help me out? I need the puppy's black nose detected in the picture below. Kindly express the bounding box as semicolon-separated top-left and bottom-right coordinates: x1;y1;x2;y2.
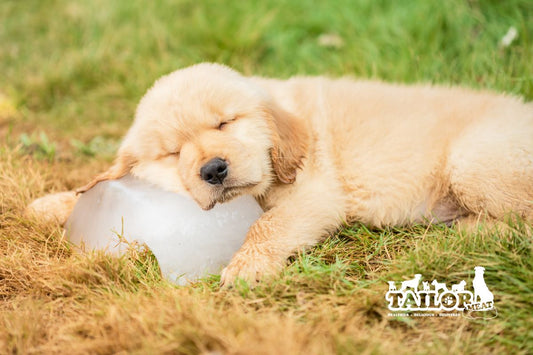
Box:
200;157;228;185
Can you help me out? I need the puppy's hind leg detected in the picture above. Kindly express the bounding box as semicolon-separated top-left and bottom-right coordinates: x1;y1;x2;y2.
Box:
447;114;533;223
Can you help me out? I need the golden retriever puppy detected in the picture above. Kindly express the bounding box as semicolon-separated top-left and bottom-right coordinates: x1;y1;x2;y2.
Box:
28;63;533;286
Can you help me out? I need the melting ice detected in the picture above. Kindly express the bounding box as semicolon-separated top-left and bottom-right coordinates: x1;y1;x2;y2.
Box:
66;175;263;285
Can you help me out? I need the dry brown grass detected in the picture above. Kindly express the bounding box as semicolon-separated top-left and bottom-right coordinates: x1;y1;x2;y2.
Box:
2;143;531;354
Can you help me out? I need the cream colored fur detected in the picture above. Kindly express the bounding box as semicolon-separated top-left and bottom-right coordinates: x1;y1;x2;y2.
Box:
27;63;533;286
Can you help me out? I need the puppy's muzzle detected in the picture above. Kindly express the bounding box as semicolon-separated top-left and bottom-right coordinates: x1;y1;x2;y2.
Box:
200;157;228;185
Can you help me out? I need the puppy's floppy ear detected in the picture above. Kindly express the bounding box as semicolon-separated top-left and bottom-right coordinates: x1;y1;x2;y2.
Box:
76;152;136;194
266;103;309;184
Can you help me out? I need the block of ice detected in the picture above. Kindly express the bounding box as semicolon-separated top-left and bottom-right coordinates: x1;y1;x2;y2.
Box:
65;175;263;285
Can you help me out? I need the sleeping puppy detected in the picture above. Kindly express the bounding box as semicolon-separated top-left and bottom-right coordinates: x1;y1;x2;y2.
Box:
28;63;533;286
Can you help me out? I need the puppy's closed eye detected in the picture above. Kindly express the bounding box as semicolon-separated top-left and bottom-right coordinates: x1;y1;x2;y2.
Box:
217;116;239;130
164;151;180;158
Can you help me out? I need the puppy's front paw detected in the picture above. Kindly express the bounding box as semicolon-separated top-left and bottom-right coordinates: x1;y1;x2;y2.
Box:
220;250;283;288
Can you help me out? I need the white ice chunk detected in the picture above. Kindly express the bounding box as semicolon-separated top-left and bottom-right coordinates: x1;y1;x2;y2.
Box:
65;175;263;285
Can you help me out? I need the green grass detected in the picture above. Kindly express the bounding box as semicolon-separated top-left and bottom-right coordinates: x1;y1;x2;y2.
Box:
1;0;531;139
1;0;532;353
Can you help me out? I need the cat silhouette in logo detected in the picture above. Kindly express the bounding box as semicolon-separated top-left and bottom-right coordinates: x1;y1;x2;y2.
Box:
422;281;430;291
473;266;493;303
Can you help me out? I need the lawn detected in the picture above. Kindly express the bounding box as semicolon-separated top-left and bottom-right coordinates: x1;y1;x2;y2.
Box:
1;0;532;353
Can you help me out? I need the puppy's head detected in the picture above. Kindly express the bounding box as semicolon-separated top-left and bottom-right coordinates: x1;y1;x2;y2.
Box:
78;63;308;210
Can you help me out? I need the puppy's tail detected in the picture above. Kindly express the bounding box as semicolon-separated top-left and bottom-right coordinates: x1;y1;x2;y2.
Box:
25;191;79;226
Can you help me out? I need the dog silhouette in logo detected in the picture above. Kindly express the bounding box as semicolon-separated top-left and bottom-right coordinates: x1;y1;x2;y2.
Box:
422;281;430;291
451;280;466;292
473;266;493;303
431;280;448;292
400;274;422;291
388;281;397;291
